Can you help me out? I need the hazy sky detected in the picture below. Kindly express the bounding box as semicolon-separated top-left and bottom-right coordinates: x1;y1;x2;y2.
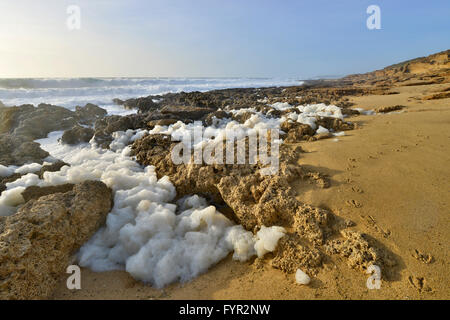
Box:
0;0;449;78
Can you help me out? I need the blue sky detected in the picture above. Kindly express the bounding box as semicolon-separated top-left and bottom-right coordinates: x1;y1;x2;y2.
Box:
0;0;449;78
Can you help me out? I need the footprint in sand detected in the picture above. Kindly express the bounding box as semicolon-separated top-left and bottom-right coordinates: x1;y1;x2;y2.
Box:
346;199;362;208
408;276;433;293
351;186;364;193
412;249;434;264
361;215;391;238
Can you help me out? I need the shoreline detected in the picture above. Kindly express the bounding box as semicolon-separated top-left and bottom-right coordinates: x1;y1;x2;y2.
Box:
1;50;449;300
52;80;450;300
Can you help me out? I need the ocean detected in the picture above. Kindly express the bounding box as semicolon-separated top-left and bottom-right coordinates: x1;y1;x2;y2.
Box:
0;77;303;116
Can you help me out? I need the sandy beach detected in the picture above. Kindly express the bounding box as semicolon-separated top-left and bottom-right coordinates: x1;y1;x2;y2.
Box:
0;49;448;301
49;60;450;300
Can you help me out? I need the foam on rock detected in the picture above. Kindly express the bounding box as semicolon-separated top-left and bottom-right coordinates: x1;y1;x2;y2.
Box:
0;130;286;287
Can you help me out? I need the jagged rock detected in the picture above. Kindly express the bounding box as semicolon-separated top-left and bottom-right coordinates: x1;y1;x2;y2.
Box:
0;181;113;300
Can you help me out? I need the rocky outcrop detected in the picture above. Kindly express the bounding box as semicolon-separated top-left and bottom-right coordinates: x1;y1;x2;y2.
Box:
0;181;113;300
131;133;395;277
0;103;107;166
344;49;449;86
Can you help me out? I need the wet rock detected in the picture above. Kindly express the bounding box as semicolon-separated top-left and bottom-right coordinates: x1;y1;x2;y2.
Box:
0;181;113;300
112;98;124;105
123;97;158;113
61;126;95;145
74;103;107;125
0;161;70;196
93;114;146;148
38;161;70;179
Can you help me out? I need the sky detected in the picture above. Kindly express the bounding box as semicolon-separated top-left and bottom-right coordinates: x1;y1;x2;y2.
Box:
0;0;449;78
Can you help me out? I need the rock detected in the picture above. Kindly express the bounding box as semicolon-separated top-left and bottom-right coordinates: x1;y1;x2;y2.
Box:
123;97;158;113
316;132;332;140
0;134;49;166
93;114;146;148
341;108;360;116
12;104;77;140
160;105;212;121
130;125;394;277
232;111;254;124
0;173;22;195
74;103;107;125
203;110;230;126
21;184;75;202
61;126;95;145
316;117;355;131
147;118;179;129
0;161;70;196
112;98;124;105
0;103;105;165
282;122;315;143
0;181;113;299
376;105;405;113
38;161;70;179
